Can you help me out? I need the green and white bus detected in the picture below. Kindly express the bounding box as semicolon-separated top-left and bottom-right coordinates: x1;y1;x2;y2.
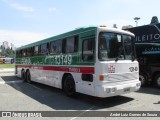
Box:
15;26;141;97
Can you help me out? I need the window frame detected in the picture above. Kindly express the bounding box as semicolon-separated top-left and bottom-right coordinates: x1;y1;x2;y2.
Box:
50;39;63;55
82;38;95;61
33;45;39;56
65;35;79;54
40;43;48;55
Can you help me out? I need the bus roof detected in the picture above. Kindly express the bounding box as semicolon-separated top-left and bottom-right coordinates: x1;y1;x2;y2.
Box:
16;26;134;51
124;23;160;43
97;27;134;36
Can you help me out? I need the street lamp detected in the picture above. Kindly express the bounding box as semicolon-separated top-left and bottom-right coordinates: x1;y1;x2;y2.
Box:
134;17;140;26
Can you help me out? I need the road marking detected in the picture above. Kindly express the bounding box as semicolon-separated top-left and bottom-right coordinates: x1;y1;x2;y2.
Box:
0;80;22;84
70;106;96;120
26;83;42;90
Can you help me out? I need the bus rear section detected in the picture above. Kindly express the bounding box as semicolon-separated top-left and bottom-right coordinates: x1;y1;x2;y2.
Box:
94;28;141;97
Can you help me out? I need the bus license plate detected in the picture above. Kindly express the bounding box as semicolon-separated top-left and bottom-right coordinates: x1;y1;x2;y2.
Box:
124;88;130;92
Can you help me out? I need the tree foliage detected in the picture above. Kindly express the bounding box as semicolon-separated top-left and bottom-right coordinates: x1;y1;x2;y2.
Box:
0;48;15;58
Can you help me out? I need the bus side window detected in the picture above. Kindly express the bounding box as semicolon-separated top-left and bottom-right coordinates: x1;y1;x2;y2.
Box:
47;43;49;55
74;35;79;52
82;38;95;61
50;40;62;54
65;35;79;53
16;50;19;57
16;51;18;57
34;46;39;55
40;43;48;55
22;49;27;57
26;48;31;57
20;50;22;57
31;47;34;56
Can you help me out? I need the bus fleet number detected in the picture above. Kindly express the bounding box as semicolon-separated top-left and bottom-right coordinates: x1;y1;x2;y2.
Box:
45;55;72;65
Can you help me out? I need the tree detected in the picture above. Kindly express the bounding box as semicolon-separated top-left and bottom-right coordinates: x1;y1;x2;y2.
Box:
1;48;15;58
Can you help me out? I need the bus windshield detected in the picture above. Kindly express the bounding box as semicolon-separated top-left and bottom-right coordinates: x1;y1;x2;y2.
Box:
98;32;135;61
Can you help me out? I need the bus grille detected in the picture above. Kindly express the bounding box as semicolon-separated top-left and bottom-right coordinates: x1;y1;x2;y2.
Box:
108;73;138;82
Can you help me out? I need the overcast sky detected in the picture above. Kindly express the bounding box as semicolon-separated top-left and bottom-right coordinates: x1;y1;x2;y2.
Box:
0;0;159;47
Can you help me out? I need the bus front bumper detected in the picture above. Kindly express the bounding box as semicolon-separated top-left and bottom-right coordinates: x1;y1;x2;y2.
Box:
95;81;141;98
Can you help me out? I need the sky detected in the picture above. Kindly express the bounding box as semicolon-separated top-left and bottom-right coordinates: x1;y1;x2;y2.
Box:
0;0;159;47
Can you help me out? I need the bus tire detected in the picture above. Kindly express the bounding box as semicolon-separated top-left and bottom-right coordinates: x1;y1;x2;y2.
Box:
139;73;147;86
21;70;26;82
154;74;160;88
63;75;76;97
26;71;32;84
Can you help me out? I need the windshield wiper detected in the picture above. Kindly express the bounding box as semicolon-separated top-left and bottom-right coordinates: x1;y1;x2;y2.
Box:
115;46;124;62
130;52;135;61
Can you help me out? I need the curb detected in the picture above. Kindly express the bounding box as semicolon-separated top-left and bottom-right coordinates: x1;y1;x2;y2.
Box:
0;71;15;73
0;69;15;73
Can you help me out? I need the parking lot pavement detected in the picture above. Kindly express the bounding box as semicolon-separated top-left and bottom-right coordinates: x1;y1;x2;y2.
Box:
0;72;160;120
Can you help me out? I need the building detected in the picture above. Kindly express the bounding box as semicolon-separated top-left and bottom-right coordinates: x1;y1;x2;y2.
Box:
11;43;15;51
3;41;9;49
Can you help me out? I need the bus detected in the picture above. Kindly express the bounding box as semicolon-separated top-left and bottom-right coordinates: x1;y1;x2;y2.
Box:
123;19;160;87
15;26;141;98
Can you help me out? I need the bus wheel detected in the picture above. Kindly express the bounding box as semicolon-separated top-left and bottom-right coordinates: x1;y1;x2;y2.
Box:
63;75;76;97
155;74;160;88
26;71;32;84
21;70;26;82
139;73;147;86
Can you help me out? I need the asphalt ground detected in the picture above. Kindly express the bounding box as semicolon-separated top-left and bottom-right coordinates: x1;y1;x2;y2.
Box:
0;72;160;120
